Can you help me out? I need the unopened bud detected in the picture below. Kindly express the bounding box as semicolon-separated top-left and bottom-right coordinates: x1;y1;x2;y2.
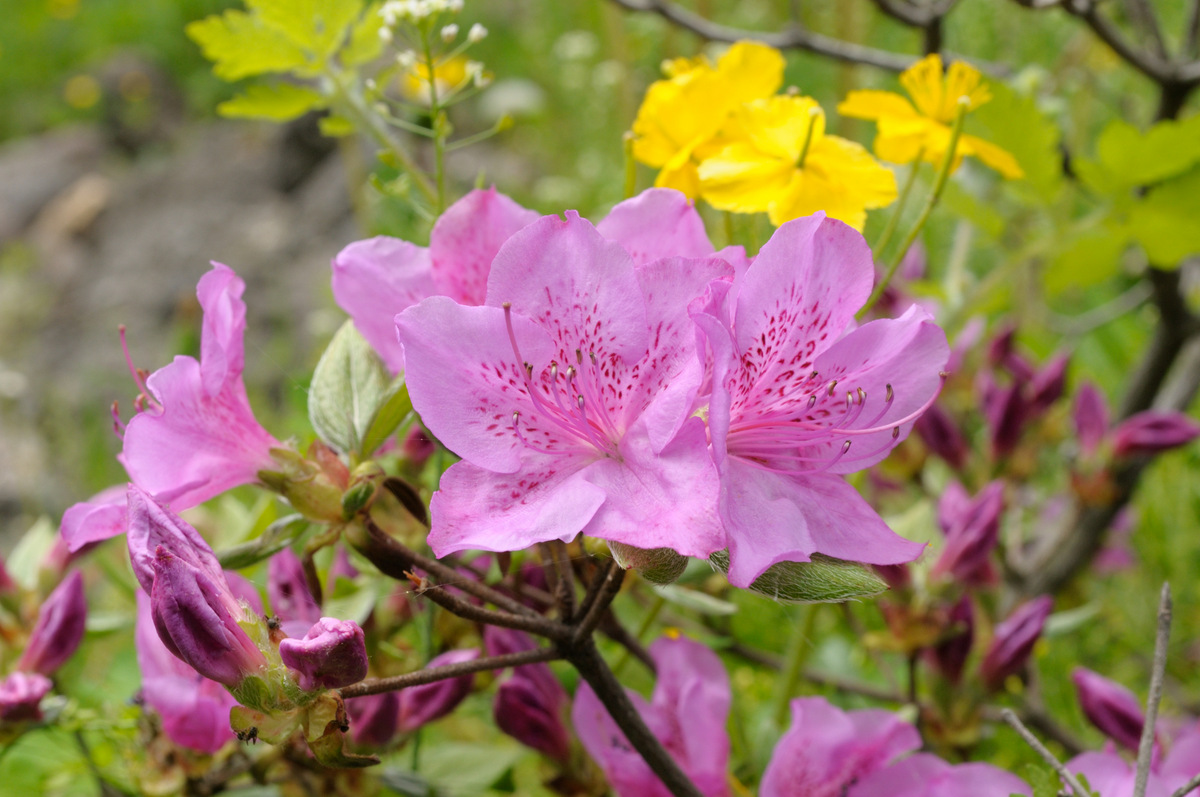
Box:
397;50;418;70
928;598;974;684
440;23;459;41
932;481;1005;585
980;596;1052;691
1112;411;1200;458
279;617;368;692
1072;667;1147;752
468;23;487;42
398;648;479;733
495;670;572;762
0;672;52;723
401;426;436;470
18;571;87;675
346;691;401;746
610;541;687;585
914;404;968;469
1029;353;1069;414
1074;382;1110;457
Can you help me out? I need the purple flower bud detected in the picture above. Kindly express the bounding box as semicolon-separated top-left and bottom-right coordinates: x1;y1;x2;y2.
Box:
0;557;14;596
1112;411;1200;458
1074;383;1110;457
151;548;268;688
928;598;974;685
1072;667;1146;752
980;596;1052;691
874;563;911;591
268;548;321;630
127;485;226;599
495;670;572;762
398;649;479;733
1029;353;1069;414
17;571;87;675
279;617;368;691
932;482;1005;584
985;382;1027;458
0;672;52;723
346;691;401;746
914;404;969;470
484;627;564;712
329;547;359;586
401;426;437;470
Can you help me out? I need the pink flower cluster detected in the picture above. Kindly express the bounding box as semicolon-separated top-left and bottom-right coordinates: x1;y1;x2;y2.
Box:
336;188;949;585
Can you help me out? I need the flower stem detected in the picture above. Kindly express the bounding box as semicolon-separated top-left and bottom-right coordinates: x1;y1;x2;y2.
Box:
872;151;923;255
419;26;447;216
612;590;666;676
773;605;820;726
858;100;967;319
794;106;823;169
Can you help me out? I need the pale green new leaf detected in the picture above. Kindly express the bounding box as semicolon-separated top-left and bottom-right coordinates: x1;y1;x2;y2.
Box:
967;81;1063;200
1095;113;1200;187
250;0;363;58
309;320;393;455
186;10;310;80
218;83;326;120
1127;165;1200;265
360;378;412;457
710;550;888;603
343;1;386;66
1042;221;1130;295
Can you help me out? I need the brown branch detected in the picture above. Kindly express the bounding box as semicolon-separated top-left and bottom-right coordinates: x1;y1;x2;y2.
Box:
410;573;571;640
540;541;577;621
1062;0;1175;83
1118;0;1167;60
598;610;657;673
1000;709;1091;796
574;560;625;643
339;647;562;699
1134;584;1172;797
1171;773;1200;797
1187;0;1200;57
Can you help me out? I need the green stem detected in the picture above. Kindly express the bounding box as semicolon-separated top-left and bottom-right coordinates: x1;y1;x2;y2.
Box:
872;152;923;255
623;132;638;199
612;591;667;676
794;107;822;169
858;101;968;320
773;605;820;726
419;27;447;215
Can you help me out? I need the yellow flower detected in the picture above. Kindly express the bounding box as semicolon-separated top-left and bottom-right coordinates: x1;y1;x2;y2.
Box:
698;96;897;230
838;53;1023;179
631;41;785;198
400;55;481;104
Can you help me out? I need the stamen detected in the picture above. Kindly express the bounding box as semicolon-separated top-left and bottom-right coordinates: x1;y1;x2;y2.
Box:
110;401;125;439
826;379;838;397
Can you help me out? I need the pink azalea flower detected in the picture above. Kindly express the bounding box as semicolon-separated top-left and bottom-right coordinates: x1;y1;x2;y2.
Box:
760;696;920;797
60;485;128;553
334;187;745;372
848;753;1031;796
135;592;236;754
122;263;282;510
1065;721;1200;797
396;211;728;558
572;635;731;797
692;214;948;586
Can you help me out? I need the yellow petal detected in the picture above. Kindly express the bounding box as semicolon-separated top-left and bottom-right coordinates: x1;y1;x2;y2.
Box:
873;117;944;165
837;90;920;123
715;41;786;103
942;60;991;117
697;142;794;213
728;95;826;162
960;134;1025;179
900;53;945;120
809;136;898;209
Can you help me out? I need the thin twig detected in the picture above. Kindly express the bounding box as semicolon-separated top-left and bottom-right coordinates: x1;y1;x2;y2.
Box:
1171;772;1200;797
411;573;571;640
1134;583;1172;797
574;560;625;642
1062;0;1175;83
339;647;562;699
1119;0;1168;59
982;704;1086;756
1187;0;1200;57
1000;709;1090;796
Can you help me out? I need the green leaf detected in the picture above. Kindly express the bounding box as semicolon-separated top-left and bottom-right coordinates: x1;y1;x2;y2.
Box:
1128;165;1200;265
1095;113;1200;187
360;378;412;457
319;114;356;137
218;83;325;121
309;320;393;455
941;180;1005;240
1042;222;1130;295
250;0;363;58
1022;764;1060;797
652;582;739;616
217;514;310;570
418;742;525;795
343;1;386;66
710;551;888;603
8;516;57;591
967;81;1063;200
186;10;311;81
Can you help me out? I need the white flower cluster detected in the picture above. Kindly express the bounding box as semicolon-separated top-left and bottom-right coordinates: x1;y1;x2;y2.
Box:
379;0;463;26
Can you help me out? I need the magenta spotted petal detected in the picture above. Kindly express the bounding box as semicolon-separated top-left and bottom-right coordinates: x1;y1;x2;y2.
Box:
397;213;728;559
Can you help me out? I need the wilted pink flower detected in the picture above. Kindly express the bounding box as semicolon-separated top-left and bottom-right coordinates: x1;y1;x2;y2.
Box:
279;617;368;691
398;648;479;733
135;592;235;754
1075;382;1111;458
759;697;920;797
573;635;730;797
932;481;1004;585
122;263;282;509
1073;667;1148;753
268;548;321;637
849;753;1031;796
693;214;946;586
17;571;87;676
151;548;268;689
396;211;728;560
1112;411;1200;458
980;596;1052;691
0;672;52;723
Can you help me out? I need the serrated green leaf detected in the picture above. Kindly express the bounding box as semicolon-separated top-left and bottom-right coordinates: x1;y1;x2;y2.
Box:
1127;165;1200;265
319;114;356;137
361;378;412;457
1042;222;1130;295
309;320;393;455
710;551;887;603
186;11;311;81
967;81;1063;200
1095;113;1200;187
251;0;362;58
217;514;310;570
1021;764;1060;797
344;1;386;66
218;83;326;120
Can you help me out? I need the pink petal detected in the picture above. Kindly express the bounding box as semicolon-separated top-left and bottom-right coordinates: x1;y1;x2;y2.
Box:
197;263;246;398
720;462;925;587
429;187;539;304
332;236;435;374
60;485;128;552
848;754;1032;797
573;684;672;797
646;637;731;793
596;188;716;266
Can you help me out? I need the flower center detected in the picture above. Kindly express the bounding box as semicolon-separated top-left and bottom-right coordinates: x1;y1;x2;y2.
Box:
502;303;620;457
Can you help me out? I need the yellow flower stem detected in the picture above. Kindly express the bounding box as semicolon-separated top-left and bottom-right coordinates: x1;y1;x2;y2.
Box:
872;150;924;256
419;24;447;216
794;106;823;169
623;132;637;199
773;604;821;727
859;99;968;320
